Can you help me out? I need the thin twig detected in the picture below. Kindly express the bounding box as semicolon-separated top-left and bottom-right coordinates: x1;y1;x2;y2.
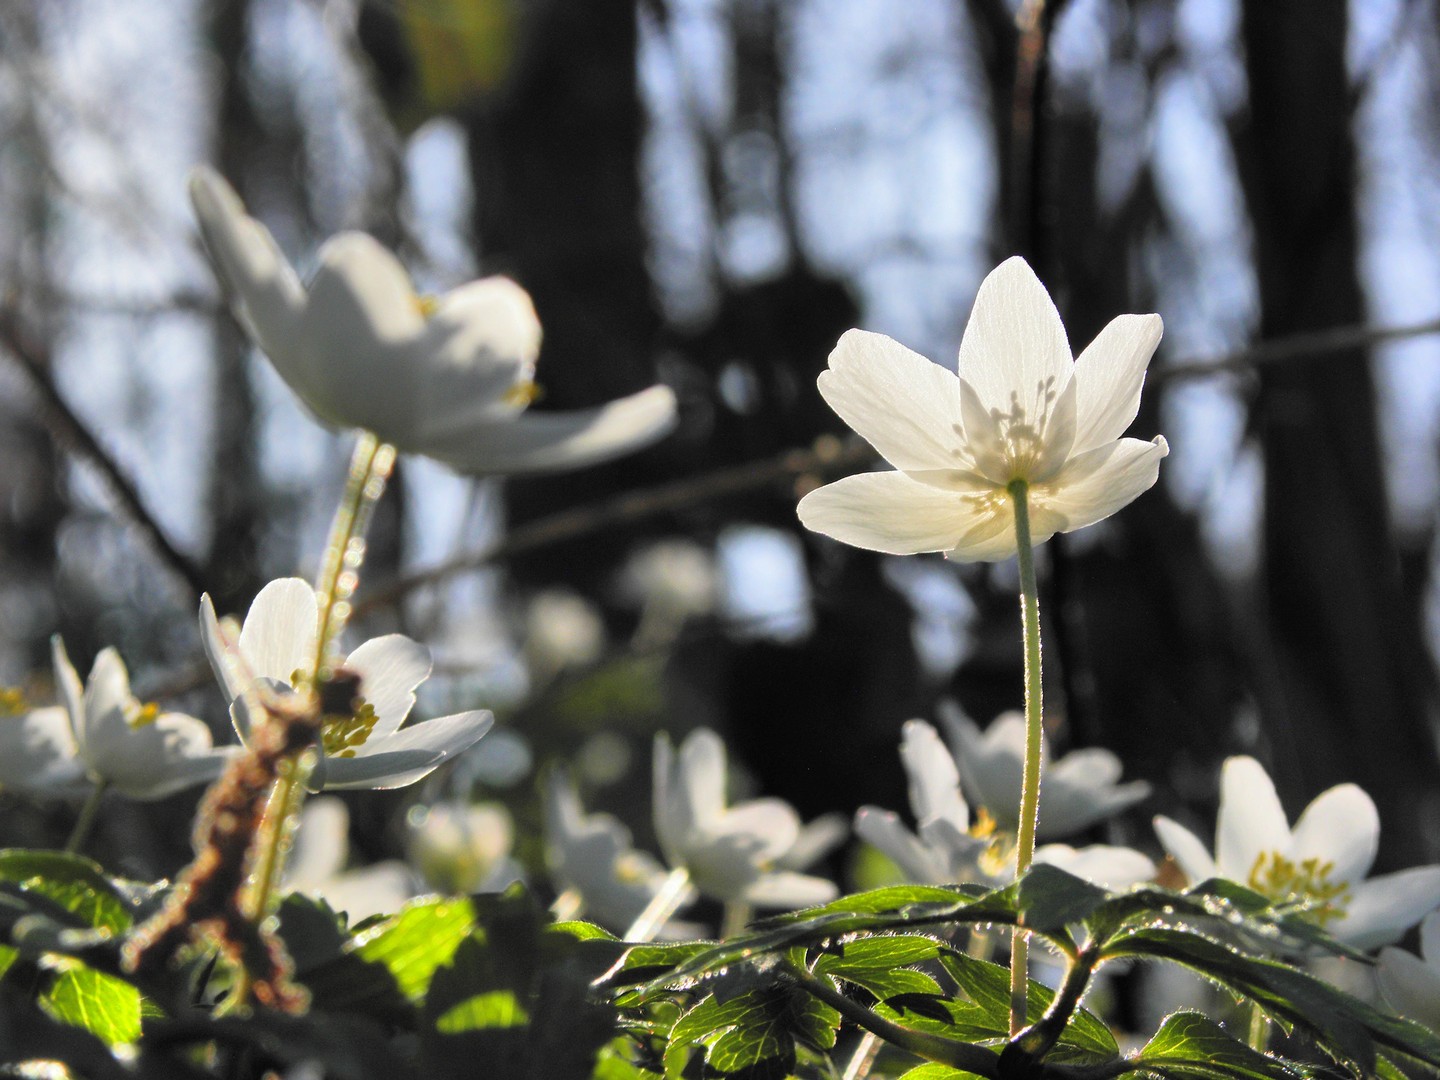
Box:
0;312;208;599
1158;316;1440;383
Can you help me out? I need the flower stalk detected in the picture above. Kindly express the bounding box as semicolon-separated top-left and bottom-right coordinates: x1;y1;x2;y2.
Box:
63;781;106;855
624;866;692;942
1008;477;1044;1036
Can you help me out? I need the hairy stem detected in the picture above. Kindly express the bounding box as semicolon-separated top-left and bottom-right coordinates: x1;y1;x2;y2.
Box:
1007;477;1044;1036
63;781;106;855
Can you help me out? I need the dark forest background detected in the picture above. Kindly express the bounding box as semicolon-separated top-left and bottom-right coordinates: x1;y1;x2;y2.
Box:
3;0;1440;877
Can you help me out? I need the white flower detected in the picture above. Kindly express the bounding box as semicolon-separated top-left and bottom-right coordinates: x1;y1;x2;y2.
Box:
286;797;414;924
543;767;680;932
1154;756;1440;950
857;721;1154;891
406;800;521;894
42;638;236;801
943;707;1150;840
1377;912;1440;1026
188;167;677;474
653;728;839;908
524;590;606;679
0;688;90;798
797;257;1168;562
622;540;718;620
200;578;493;791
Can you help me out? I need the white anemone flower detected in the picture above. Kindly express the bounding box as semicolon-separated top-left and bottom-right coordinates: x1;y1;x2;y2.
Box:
1154;756;1440;950
942;707;1150;840
857;721;1154;891
188;167;677;474
0;692;90;798
47;638;237;801
286;797;414;924
200;578;493;791
1377;912;1440;1027
543;768;683;933
653;728;839;908
406;800;522;895
797;257;1168;562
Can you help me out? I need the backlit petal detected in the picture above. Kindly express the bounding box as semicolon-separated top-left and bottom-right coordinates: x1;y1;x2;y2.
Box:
900;721;969;830
238;578;318;685
1031;436;1168;534
344;634;432;739
322;709;493;791
1153;816;1219;884
740;870;838;909
1291;782;1378;884
1336;866;1440;950
1214;757;1292;882
817;329;967;472
1070;314;1163;455
798;471;988;556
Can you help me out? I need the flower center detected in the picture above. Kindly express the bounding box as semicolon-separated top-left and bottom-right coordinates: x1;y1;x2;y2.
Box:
614;853;654;886
1246;851;1352;925
127;701;162;729
0;687;29;717
993;379;1061;479
321;700;380;758
502;380;540;408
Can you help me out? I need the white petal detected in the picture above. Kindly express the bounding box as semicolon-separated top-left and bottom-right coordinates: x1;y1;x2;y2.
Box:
740;870;838;909
943;710;1025;828
1035;844;1156;891
344;634;432;739
957;376;1015;485
1028;373;1078;483
678;728;728;831
50;636;85;742
91;710;234;801
308;863;415;925
1153;816;1218;884
0;706;85;796
1422;910;1440;962
1336;867;1440;950
899;720;969;830
320;710;493;791
854;806;943;884
238;579;318;685
1290;783;1378;885
200;595;247;705
946;502;1034;563
78;648;134;761
1070;314;1163;455
1213;756;1292;882
712;798;802;863
779;813;848;871
412;385;678;474
652;733;682;865
1030;436;1168;534
300;233;427;438
816;329;967;472
955;257;1073;423
798;470;995;556
1378;946;1440;1026
287;797;351;888
188;167;306;370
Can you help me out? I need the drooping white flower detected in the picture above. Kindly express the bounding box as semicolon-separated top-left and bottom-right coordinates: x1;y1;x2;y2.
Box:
406;800;522;894
188;167;677;474
543;767;683;933
1154;756;1440;950
652;728;839;908
797;257;1168;562
200;578;492;791
857;721;1154;891
286;797;414;924
44;638;236;801
1377;911;1440;1027
943;707;1150;841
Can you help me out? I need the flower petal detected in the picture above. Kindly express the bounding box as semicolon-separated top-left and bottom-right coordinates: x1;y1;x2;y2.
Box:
188;167;306;371
1153;815;1219;884
1335;866;1440;950
899;721;969;830
1423;910;1440;962
946;504;1032;563
677;729;729;833
287;797;351;888
779;813;848;871
740;870;838;909
320;710;493;790
712;798;802;863
88;706;235;801
854;806;943;884
1031;436;1168;534
77;648;134;763
238;578;318;686
798;470;993;556
1290;782;1378;885
413;385;677;474
200;595;247;705
1378;944;1440;1026
1035;843;1155;890
344;634;432;739
300;232;427;438
50;636;85;744
1214;756;1292;882
816;329;967;472
0;706;86;796
308;862;415;924
1070;314;1163;455
955;257;1073;423
942;710;1026;828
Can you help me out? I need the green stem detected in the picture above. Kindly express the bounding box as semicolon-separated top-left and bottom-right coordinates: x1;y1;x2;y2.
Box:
244;754;311;924
787;963;1001;1078
1007;477;1044;1037
1003;946;1099;1071
721;900;753;940
842;1032;882;1080
64;781;106;855
1247;1000;1268;1052
623;867;692;942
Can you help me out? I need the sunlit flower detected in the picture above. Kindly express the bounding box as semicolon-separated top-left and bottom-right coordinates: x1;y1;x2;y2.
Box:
406;800;521;894
42;638;237;801
943;707;1150;840
856;721;1153;890
0;692;89;798
523;590;605;682
188;167;677;474
286;797;414;924
653;728;839;907
1378;911;1440;1027
1154;756;1440;949
543;767;682;933
200;578;492;791
797;257;1168;562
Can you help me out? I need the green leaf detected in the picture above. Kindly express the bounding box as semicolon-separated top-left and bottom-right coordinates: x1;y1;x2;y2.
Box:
0;849;131;934
814;933;942;969
40;963;142;1047
706;1014;793;1075
351;896;476;1002
897;1066;988;1080
1016;864;1111;933
435;988;530;1032
1136;1011;1309;1080
827;966;941;1002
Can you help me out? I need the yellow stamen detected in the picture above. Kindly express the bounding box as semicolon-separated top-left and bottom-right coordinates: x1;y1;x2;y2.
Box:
129;702;162;729
502;380;541;408
321;699;379;758
414;294;440;318
0;687;28;717
1247;851;1352;926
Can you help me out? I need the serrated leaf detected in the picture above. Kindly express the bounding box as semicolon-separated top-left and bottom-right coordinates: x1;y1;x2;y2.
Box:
0;849;131;934
815;933;941;969
824;965;941;1002
40;964;141;1046
707;1017;793;1076
1017;864;1111;933
1136;1011;1309;1080
351;896;476;1002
